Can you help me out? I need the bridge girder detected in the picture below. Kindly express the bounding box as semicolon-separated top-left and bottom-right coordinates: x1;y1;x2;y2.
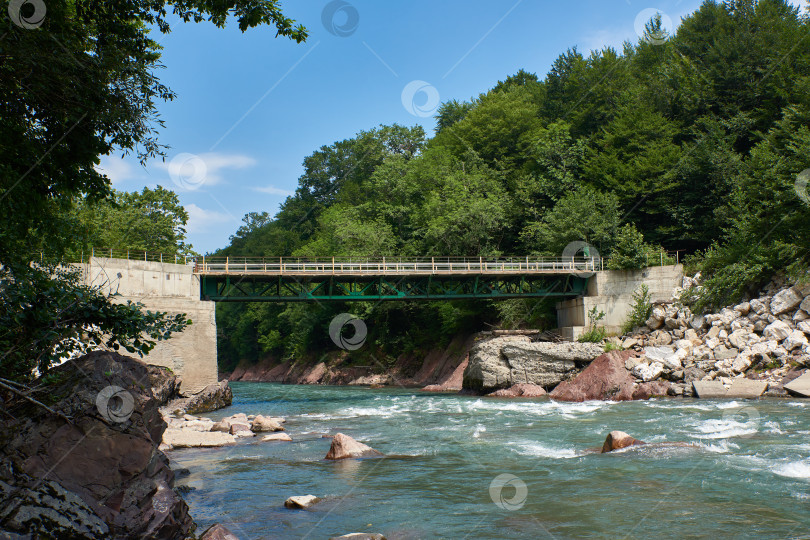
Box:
201;274;589;302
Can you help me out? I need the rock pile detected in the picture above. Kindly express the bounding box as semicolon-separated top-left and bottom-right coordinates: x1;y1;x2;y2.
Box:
161;412;287;450
617;277;810;396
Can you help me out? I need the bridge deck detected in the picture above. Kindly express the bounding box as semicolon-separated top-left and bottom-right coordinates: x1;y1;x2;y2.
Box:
194;257;603;277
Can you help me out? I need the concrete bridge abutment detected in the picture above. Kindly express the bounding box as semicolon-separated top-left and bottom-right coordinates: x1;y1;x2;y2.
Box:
556;265;684;340
82;257;217;395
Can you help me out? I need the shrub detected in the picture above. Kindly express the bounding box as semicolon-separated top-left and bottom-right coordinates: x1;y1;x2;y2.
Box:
622;284;653;334
578;306;606;343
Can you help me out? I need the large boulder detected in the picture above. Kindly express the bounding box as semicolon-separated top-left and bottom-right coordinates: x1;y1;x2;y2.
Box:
0;351;194;539
463;337;603;393
200;524;241;540
601;431;646;453
325;433;383;460
549;351;637;402
183;380;233;414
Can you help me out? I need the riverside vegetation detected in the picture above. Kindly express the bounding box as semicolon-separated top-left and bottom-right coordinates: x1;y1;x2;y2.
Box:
212;0;810;374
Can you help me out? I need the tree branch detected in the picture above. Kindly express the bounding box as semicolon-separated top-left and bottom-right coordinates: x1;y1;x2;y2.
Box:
0;379;73;424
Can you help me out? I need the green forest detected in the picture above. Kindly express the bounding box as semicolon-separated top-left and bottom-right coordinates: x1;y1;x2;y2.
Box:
18;0;807;375
211;1;810;372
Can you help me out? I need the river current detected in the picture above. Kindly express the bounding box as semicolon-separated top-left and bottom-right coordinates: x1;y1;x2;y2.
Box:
171;383;810;539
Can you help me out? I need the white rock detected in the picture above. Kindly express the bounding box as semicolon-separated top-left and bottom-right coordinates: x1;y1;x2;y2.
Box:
763;320;792;342
284;495;320;509
705;337;720;350
644;346;683;370
784;330;809;351
632;362;665;382
770;288;804;315
799;321;810;335
718;329;729;340
674;339;694;353
690;315;706;330
794;310;809;322
749;299;767;315
773;346;789;358
800;295;810;314
752;340;778;356
734;302;751;315
731;356;752;373
262;433;292;442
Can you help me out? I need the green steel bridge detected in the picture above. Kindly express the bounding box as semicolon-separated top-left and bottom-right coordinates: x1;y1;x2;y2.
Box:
193;256;601;302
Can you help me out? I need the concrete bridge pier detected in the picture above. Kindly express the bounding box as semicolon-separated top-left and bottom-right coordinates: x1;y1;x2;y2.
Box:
82;257;217;395
556;265;684;340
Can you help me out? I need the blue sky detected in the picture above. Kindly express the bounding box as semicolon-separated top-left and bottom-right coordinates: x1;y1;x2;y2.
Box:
99;0;803;254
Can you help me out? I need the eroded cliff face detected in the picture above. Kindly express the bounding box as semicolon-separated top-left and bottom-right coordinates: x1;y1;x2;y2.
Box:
228;334;474;391
0;351;195;539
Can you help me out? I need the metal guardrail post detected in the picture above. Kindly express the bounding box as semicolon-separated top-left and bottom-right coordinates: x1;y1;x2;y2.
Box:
226;256;229;273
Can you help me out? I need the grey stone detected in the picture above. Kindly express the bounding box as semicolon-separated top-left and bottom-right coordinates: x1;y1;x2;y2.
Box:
692;380;728;398
463;338;603;392
725;379;767;398
714;346;739;361
801;295;810;314
763;320;792;342
784;372;810;397
684;366;707;384
770;288;803;315
284;495;320;509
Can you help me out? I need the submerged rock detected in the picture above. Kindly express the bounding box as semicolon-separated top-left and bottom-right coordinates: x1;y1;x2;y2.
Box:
330;534;387;540
200;523;241;540
486;383;547;398
601;431;646;453
463;337;603;393
262;433;292;442
549;351;638;402
284;495;320;509
325;433;384;460
251;415;285;432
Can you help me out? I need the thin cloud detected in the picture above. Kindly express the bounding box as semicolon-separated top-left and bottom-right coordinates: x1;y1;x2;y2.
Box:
254;185;295;197
96;155;136;185
185;203;235;234
157;152;257;190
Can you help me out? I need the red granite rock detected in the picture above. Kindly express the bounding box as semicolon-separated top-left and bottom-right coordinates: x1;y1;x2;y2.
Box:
549;351;638;402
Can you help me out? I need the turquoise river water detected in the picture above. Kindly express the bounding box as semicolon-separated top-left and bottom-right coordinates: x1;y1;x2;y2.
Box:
170;382;810;539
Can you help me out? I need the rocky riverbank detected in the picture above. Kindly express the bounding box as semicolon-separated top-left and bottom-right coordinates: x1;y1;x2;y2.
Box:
0;352;237;540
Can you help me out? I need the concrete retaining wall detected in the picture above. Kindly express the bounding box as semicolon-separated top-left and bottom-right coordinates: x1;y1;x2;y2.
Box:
557;265;684;339
81;258;217;395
